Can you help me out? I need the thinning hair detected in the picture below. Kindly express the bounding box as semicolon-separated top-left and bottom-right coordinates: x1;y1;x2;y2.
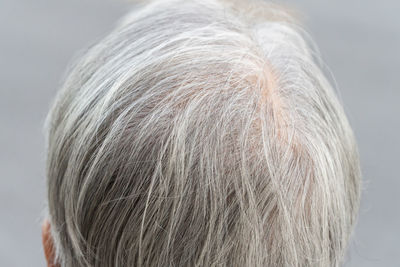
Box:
45;0;361;266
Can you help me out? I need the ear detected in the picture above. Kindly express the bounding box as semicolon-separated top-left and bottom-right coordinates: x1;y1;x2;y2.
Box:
42;219;59;267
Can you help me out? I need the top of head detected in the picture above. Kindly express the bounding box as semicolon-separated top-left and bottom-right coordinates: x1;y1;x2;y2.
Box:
45;0;361;266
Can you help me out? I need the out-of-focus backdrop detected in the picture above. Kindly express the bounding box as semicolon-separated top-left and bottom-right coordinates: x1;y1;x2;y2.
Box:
0;0;398;266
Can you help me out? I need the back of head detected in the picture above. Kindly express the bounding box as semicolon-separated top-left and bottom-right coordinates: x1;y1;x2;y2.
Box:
45;0;361;266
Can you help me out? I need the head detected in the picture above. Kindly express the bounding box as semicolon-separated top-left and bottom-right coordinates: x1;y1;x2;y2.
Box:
43;0;361;266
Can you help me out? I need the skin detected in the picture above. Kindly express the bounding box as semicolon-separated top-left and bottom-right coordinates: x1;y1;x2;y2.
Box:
42;220;59;267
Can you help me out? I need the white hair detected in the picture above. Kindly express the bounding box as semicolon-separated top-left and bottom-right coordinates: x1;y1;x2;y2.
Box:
45;0;361;266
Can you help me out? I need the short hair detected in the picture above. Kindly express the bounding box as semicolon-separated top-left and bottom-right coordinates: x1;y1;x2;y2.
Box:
45;0;361;266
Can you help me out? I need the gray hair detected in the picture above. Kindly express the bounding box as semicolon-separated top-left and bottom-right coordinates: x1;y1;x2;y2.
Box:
45;0;361;266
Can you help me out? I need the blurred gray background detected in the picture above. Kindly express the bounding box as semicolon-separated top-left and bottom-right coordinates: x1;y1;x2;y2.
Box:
0;0;399;266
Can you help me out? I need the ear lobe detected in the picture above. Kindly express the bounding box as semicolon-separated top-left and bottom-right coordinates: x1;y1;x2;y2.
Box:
42;219;58;267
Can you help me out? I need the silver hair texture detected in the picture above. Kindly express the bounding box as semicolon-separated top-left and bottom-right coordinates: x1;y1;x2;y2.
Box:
45;0;361;266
